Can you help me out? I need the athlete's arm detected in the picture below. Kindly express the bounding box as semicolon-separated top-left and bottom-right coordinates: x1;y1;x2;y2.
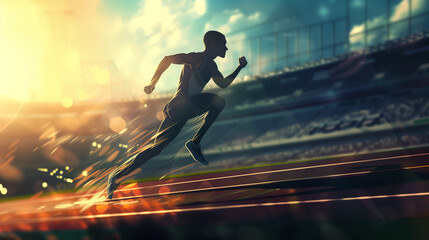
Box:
144;53;203;94
212;57;247;89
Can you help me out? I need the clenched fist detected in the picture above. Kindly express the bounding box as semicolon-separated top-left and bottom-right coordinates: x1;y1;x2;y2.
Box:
144;84;155;94
239;56;248;69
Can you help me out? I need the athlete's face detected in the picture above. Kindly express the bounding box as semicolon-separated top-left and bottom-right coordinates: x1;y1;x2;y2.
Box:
215;37;228;58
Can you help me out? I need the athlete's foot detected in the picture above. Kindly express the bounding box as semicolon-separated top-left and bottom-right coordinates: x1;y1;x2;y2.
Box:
186;140;208;165
107;171;121;200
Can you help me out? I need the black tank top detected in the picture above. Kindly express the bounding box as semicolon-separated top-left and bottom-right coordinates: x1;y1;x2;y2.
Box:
173;53;212;98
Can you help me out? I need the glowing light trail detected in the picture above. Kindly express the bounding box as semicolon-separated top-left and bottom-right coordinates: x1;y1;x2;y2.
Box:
5;191;429;224
117;152;429;193
1;152;427;207
3;163;429;221
105;170;374;201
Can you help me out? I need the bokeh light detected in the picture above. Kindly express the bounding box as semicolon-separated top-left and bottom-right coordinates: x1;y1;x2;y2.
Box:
156;111;165;121
109;116;127;133
61;97;74;108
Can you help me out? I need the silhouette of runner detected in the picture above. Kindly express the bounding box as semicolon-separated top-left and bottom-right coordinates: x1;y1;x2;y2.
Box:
107;31;247;199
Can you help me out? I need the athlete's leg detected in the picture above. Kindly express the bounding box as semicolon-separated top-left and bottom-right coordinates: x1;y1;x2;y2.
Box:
190;93;225;145
185;93;225;165
116;116;186;179
107;115;186;199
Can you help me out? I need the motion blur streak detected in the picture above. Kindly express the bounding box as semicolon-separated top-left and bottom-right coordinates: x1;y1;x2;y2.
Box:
116;152;429;192
6;191;429;224
0;151;424;206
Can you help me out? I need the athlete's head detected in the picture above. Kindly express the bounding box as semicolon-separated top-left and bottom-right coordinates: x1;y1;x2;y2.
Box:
204;30;228;58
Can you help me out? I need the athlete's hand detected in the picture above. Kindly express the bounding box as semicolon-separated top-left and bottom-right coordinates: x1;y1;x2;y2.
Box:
144;84;155;94
239;56;247;69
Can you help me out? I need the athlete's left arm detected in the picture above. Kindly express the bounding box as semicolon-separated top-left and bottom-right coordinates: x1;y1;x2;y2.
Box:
212;57;248;89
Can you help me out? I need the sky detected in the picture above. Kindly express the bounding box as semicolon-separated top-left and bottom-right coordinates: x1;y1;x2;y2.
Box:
97;0;286;93
0;0;428;103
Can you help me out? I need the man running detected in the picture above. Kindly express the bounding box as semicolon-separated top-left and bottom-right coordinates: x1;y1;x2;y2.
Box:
107;30;247;199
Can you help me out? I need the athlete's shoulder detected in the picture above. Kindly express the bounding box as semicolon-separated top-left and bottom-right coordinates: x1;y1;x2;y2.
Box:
167;52;203;65
186;52;205;62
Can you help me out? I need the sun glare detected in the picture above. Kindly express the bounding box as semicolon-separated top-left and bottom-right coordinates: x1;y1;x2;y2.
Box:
0;1;88;103
0;1;45;102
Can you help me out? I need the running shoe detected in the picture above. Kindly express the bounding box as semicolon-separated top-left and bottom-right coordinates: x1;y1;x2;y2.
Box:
107;171;120;200
185;140;208;165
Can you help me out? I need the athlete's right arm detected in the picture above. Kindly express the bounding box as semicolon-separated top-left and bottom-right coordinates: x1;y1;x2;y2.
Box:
145;53;201;94
212;57;247;89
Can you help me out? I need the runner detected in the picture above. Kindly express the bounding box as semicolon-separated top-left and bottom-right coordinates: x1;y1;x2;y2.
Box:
107;30;247;199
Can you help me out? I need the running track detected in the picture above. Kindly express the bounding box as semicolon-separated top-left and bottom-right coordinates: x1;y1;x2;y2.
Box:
1;146;429;235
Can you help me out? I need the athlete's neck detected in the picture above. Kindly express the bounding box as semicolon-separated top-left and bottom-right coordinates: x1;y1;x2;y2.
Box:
203;50;217;60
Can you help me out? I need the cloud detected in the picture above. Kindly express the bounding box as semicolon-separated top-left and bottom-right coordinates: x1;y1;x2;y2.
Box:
128;0;176;36
3;0;261;100
349;0;425;49
248;12;261;21
229;12;244;23
111;0;202;88
116;3;263;92
195;0;206;15
388;0;424;38
350;23;365;35
390;0;410;22
206;9;263;35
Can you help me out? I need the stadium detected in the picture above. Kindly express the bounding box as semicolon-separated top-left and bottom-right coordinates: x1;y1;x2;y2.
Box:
1;0;429;239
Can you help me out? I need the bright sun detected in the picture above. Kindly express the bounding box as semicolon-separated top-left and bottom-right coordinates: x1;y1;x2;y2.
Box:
0;0;46;102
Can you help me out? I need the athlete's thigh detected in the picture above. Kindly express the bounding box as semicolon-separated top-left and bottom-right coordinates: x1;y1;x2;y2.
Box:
163;93;223;120
164;96;197;120
152;115;186;148
189;93;224;116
